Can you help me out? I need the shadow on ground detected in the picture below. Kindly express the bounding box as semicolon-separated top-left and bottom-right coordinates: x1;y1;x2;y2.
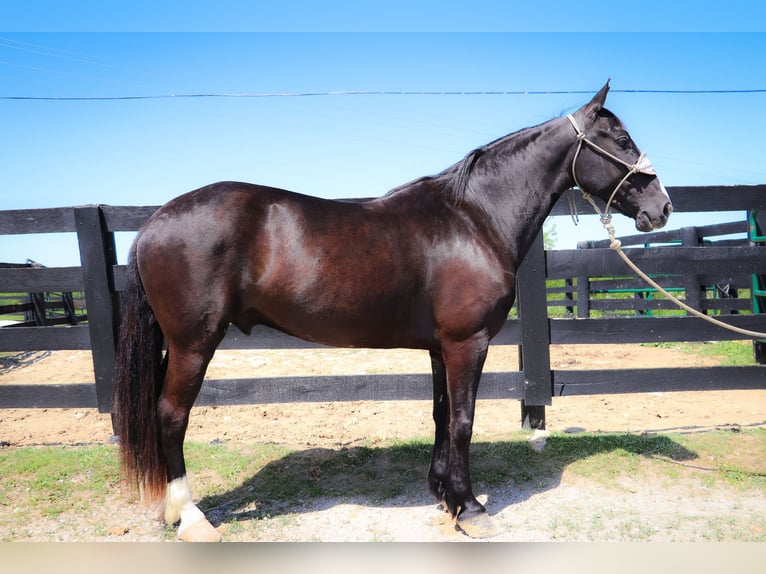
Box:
198;433;698;527
0;350;51;373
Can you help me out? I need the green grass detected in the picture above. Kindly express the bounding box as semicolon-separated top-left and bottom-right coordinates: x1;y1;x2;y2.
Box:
189;429;766;526
2;429;764;541
0;445;119;520
640;340;756;366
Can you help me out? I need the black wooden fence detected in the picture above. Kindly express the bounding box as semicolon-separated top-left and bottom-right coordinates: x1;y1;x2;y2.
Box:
0;261;85;327
1;185;765;428
573;220;755;317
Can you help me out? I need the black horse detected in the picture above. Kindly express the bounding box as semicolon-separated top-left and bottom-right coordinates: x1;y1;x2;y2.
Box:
113;82;672;541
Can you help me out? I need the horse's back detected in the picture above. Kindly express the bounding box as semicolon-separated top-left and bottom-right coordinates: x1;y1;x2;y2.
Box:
133;181;442;348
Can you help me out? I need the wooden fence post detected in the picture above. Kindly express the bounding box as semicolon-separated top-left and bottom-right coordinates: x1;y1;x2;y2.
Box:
516;229;552;429
564;278;575;316
576;274;591;318
75;206;119;413
681;226;704;313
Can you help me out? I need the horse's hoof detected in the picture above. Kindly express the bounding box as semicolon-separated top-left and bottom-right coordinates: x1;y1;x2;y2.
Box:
177;517;222;542
456;510;501;539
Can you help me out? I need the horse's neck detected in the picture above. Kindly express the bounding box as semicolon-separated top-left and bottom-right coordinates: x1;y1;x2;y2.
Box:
466;118;574;266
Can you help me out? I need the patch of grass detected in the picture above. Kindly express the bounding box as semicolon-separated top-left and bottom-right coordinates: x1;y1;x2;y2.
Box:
530;432;698;490
194;430;764;522
618;516;656;540
3;428;764;541
639;340;755;366
186;441;291;488
693;340;755;366
0;445;119;520
670;430;766;490
560;430;766;492
195;438;433;523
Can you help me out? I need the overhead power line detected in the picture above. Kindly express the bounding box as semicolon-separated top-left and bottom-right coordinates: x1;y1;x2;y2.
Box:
2;88;766;101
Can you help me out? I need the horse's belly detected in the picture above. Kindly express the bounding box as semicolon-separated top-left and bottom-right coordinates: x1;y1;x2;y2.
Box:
235;293;434;350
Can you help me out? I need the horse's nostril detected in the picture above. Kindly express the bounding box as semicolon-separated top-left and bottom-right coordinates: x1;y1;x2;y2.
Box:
664;202;673;218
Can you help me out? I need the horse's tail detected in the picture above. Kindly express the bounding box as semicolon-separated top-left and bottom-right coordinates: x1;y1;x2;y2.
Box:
112;243;167;503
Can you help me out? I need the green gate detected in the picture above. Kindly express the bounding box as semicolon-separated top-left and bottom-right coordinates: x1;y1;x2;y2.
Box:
750;209;766;363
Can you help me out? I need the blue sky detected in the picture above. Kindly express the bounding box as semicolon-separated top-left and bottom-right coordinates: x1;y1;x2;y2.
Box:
2;5;766;265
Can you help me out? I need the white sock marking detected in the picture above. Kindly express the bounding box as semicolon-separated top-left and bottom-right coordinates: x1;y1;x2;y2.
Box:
165;475;205;533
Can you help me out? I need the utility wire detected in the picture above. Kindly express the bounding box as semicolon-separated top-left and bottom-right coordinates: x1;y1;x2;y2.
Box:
2;88;766;101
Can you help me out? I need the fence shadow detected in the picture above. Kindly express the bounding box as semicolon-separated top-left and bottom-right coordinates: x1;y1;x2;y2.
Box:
198;433;698;528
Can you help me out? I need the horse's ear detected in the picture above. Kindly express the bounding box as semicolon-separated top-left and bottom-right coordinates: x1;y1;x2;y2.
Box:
581;79;611;118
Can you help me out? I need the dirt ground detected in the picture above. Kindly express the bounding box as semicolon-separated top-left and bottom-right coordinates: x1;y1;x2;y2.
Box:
2;343;765;542
1;343;764;448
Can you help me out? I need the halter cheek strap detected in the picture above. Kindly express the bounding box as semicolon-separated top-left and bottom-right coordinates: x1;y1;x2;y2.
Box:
566;114;657;220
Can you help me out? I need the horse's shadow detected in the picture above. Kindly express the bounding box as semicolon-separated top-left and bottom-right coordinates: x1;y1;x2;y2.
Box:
197;433;698;528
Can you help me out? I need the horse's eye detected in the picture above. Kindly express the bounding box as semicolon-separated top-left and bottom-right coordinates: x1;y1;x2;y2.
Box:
616;136;630;149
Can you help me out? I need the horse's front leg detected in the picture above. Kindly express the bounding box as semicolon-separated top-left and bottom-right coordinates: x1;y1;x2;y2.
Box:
440;332;500;538
428;350;449;503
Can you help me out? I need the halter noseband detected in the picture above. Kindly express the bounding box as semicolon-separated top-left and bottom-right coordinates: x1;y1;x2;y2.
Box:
566;114;657;221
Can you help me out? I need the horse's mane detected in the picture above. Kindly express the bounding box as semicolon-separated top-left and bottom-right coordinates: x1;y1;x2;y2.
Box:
389;123;547;203
381;118;553;207
381;141;489;203
438;147;485;203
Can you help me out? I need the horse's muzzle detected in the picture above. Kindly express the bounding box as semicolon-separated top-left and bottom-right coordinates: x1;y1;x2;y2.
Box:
636;200;673;232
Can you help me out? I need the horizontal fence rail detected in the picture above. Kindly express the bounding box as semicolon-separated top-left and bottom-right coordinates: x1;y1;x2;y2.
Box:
0;185;764;428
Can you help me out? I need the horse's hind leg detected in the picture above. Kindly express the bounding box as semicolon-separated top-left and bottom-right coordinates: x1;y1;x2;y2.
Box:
158;343;221;542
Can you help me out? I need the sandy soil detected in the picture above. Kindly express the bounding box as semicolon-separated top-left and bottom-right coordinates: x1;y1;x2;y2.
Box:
2;343;764;448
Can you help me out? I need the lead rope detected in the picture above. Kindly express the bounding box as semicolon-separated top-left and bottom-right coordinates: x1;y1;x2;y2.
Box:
567;114;766;340
601;216;766;339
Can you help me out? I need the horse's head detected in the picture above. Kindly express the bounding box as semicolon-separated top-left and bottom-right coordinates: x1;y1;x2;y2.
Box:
568;81;673;232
